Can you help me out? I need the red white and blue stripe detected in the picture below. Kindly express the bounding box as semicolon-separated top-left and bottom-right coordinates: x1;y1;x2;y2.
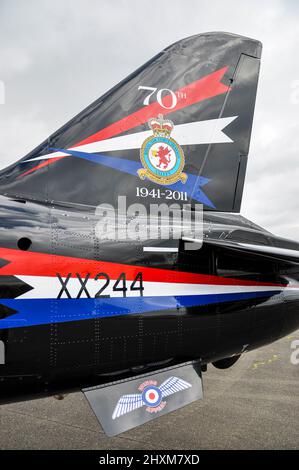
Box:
0;248;294;330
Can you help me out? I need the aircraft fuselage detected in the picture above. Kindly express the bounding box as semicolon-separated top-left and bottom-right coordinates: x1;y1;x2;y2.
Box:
0;196;298;401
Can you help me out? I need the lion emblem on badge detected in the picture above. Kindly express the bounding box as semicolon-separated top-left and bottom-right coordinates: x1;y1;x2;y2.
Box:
138;114;187;185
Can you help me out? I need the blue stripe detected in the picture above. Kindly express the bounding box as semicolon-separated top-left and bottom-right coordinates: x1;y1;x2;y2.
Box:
0;291;280;330
50;147;215;208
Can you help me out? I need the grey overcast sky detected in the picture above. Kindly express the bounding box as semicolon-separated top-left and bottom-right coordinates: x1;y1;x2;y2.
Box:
1;0;299;240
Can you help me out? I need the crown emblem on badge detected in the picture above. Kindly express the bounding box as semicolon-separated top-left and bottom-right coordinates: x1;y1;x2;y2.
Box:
149;114;174;137
138;114;187;186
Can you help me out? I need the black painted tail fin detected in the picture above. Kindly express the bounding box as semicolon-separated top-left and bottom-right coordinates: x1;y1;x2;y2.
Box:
0;32;261;212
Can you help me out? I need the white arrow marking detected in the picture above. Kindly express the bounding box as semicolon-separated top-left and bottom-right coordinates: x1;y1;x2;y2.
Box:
15;275;283;300
24;116;237;163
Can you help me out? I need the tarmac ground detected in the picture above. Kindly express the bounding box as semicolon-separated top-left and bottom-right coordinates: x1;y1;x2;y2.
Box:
0;330;298;450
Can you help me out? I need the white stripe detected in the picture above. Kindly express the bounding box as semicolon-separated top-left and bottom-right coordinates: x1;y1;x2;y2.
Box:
239;243;299;259
24;116;237;163
143;247;178;252
15;275;286;300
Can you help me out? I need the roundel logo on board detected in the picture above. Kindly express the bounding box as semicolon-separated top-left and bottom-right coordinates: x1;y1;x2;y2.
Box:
140;381;165;413
112;376;192;419
138;114;187;186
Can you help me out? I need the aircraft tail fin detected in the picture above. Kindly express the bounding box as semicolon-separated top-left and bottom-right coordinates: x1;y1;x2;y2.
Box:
0;32;261;212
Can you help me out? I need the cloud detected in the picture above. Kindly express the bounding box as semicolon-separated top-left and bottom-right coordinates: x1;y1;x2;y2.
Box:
1;0;299;240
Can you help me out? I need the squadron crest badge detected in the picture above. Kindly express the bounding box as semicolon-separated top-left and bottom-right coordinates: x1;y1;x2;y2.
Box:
138;114;187;185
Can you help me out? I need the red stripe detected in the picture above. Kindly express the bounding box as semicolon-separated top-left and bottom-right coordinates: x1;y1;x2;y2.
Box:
19;67;230;178
75;66;230;147
0;247;285;287
18;157;64;178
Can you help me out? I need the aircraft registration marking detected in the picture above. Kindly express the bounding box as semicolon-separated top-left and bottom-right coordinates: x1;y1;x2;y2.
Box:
56;272;144;299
